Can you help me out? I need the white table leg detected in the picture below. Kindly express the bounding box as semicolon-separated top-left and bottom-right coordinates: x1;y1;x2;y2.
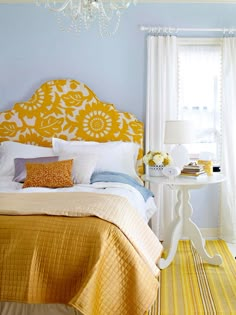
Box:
158;190;183;269
158;186;222;269
161;190;182;251
183;187;222;266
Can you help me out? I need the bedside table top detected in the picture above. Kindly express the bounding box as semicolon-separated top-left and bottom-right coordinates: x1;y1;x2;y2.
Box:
142;173;226;186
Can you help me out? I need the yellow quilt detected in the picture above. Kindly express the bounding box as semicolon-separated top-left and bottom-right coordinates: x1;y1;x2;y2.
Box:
0;192;163;315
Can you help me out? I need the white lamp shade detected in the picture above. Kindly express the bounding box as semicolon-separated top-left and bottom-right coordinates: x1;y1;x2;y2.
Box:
164;120;195;144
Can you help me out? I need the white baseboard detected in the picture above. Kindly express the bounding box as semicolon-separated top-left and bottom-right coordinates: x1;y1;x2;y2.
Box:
180;228;219;240
200;228;219;239
160;228;220;242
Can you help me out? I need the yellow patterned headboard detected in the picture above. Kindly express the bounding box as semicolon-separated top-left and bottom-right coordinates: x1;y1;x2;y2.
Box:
0;79;144;175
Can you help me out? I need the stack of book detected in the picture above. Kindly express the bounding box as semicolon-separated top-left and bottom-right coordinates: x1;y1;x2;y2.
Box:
180;163;206;179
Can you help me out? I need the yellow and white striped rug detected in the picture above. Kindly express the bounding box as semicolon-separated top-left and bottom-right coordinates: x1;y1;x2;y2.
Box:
159;240;236;315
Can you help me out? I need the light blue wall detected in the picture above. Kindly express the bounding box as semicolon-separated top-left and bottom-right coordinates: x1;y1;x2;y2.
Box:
1;2;235;230
1;3;236;119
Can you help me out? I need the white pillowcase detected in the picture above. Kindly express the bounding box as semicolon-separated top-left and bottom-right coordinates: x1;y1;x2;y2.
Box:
52;138;141;183
0;141;55;177
59;153;97;184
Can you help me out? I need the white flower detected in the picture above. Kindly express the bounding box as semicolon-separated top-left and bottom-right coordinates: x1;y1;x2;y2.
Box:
153;154;164;165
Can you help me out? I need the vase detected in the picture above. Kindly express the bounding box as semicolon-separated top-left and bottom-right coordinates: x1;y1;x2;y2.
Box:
149;164;164;177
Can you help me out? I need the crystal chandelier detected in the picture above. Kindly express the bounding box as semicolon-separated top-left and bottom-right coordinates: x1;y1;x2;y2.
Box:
36;0;136;37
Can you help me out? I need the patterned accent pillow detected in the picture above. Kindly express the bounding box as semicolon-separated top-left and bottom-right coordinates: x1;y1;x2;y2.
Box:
23;159;73;188
13;156;59;183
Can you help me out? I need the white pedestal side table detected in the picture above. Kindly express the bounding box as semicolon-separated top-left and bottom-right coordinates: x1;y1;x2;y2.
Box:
142;173;226;269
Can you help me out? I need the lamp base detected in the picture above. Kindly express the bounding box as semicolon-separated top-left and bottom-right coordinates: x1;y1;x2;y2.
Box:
171;144;189;170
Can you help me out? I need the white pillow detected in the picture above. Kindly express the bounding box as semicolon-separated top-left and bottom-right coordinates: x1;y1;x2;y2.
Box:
52;138;141;183
0;141;55;176
52;138;123;152
59;153;97;184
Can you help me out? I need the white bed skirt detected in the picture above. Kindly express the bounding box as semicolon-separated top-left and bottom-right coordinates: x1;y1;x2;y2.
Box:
0;302;82;315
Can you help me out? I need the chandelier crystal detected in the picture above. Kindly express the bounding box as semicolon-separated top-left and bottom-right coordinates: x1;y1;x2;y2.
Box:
36;0;136;37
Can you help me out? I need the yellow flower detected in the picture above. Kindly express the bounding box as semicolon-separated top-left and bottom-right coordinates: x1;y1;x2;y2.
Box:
163;154;173;166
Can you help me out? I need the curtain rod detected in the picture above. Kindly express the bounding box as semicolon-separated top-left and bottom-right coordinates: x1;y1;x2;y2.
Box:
140;25;236;34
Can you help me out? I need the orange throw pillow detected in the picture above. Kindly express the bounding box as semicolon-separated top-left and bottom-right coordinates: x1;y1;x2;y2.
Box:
23;159;73;188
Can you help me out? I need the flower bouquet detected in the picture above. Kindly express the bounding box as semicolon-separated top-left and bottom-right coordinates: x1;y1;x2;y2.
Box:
143;151;172;176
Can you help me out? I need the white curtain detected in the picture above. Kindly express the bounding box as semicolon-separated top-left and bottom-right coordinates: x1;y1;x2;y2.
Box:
220;37;236;243
146;35;177;239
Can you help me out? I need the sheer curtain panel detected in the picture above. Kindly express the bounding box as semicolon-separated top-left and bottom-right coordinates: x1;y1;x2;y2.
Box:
146;35;177;239
220;37;236;243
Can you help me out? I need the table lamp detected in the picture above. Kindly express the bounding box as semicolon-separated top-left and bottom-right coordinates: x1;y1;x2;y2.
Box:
164;120;195;170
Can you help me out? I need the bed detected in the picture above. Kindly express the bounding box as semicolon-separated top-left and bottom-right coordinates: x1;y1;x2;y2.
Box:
0;79;163;315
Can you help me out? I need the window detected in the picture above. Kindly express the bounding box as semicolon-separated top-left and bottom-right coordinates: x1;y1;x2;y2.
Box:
177;40;222;163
